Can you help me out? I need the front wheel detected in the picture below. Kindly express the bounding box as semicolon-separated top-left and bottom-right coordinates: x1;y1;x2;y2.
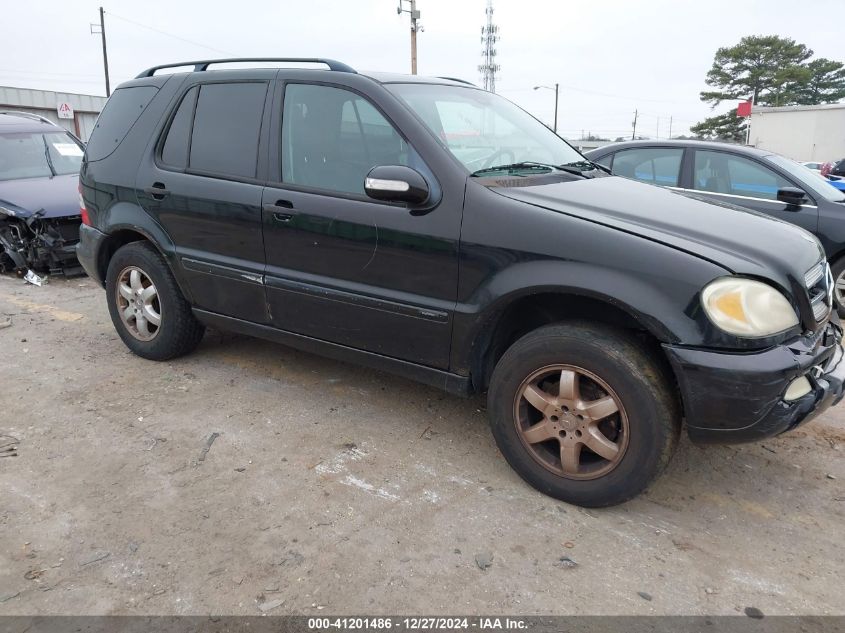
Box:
830;256;845;317
488;323;680;507
105;241;205;361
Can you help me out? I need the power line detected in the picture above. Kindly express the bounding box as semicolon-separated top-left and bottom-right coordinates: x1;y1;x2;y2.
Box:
499;84;697;107
0;68;104;78
106;11;236;56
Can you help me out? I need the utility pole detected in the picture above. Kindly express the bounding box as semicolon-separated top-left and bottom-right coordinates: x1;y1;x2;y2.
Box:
90;7;110;96
668;116;673;139
631;109;638;140
656;116;660;139
397;1;422;75
478;0;500;93
745;94;754;146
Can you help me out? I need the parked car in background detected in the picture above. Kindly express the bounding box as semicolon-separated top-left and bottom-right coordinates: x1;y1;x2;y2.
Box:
823;175;845;192
824;159;845;193
0;111;85;279
799;161;845;192
586;140;845;313
78;59;844;507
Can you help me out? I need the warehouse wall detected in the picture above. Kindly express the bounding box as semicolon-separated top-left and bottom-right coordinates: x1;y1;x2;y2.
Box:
0;86;107;140
750;104;845;163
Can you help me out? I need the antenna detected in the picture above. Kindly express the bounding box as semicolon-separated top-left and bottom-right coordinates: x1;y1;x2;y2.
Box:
478;0;500;93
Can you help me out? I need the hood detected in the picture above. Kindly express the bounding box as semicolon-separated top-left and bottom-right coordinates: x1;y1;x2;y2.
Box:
495;175;825;283
0;174;80;219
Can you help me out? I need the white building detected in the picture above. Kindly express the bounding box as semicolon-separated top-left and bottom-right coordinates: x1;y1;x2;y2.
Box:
749;102;845;163
0;86;107;140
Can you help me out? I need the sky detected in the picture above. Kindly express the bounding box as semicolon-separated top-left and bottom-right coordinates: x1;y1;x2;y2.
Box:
3;0;844;140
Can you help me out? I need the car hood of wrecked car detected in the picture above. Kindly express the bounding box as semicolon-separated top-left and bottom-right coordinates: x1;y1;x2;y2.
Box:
0;174;80;219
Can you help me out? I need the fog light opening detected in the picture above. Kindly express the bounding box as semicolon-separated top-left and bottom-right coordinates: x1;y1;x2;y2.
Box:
784;376;812;402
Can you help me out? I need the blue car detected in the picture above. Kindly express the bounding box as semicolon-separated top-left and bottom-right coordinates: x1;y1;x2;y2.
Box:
825;175;845;192
0;111;85;276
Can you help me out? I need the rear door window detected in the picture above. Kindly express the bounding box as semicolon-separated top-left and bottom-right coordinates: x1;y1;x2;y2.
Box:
693;150;790;200
612;147;683;186
86;86;158;161
188;82;268;178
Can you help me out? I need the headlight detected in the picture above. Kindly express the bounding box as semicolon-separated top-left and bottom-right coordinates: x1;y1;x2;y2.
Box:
701;277;799;337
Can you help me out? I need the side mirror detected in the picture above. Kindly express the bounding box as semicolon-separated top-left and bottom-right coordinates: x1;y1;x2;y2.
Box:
364;165;430;206
777;186;808;207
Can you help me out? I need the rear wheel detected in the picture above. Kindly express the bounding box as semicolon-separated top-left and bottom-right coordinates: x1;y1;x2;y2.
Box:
488;322;680;507
105;241;204;360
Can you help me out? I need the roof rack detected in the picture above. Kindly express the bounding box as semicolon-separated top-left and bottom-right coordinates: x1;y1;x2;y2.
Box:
136;58;357;78
437;76;476;86
0;110;58;126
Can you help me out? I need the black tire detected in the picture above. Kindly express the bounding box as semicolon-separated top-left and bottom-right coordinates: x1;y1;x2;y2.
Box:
105;241;204;361
831;256;845;317
488;322;680;507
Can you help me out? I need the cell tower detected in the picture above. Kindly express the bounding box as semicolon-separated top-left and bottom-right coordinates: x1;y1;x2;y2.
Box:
478;0;500;92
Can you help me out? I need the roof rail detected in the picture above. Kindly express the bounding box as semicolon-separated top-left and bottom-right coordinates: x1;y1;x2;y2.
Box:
0;110;58;126
437;76;476;86
136;58;357;78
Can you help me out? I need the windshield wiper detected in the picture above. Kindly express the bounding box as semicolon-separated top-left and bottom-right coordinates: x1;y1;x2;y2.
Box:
560;160;610;175
470;161;566;177
41;135;56;177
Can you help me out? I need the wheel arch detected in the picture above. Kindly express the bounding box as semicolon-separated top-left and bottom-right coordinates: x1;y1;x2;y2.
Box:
96;201;194;303
462;288;681;400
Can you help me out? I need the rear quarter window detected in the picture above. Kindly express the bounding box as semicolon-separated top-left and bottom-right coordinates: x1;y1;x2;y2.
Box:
86;86;158;162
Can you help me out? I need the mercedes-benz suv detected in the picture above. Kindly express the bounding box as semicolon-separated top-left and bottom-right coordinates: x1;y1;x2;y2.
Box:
77;58;845;507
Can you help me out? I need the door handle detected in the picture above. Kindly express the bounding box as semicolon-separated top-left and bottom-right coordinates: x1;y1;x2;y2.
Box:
264;199;293;209
263;200;295;223
144;182;169;200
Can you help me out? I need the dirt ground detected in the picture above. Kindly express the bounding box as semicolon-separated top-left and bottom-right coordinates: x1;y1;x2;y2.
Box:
0;275;843;616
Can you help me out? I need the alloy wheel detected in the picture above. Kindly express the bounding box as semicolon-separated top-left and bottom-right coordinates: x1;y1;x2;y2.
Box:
513;364;629;480
115;266;161;341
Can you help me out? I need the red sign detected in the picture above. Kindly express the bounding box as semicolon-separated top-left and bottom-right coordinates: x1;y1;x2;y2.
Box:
737;100;752;117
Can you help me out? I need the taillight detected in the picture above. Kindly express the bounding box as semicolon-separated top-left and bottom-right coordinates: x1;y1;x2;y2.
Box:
78;183;91;226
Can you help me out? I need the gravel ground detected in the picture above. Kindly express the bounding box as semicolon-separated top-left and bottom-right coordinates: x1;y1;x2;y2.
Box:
0;275;843;616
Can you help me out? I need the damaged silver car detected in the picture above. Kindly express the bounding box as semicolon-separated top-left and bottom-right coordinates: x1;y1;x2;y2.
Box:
0;111;85;279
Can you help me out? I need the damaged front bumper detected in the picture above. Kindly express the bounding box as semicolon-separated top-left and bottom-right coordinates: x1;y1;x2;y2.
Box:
0;208;83;277
665;318;845;444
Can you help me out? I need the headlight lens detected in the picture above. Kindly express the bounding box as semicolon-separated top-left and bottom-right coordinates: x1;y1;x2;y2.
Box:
701;278;799;337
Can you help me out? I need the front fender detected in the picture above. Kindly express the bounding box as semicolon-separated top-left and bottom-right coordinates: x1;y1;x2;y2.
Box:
450;254;723;374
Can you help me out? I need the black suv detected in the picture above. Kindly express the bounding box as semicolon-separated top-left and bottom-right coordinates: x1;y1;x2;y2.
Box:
78;58;845;507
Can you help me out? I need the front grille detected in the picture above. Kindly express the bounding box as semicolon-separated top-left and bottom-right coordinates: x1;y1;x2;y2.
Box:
805;261;833;323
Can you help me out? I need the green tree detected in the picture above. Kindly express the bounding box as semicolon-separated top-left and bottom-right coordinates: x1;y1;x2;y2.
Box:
692;35;845;143
700;35;813;107
689;110;746;143
795;58;845;104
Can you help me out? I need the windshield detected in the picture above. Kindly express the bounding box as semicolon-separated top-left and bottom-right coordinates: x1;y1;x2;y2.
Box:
0;131;84;181
766;153;845;203
386;83;585;174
